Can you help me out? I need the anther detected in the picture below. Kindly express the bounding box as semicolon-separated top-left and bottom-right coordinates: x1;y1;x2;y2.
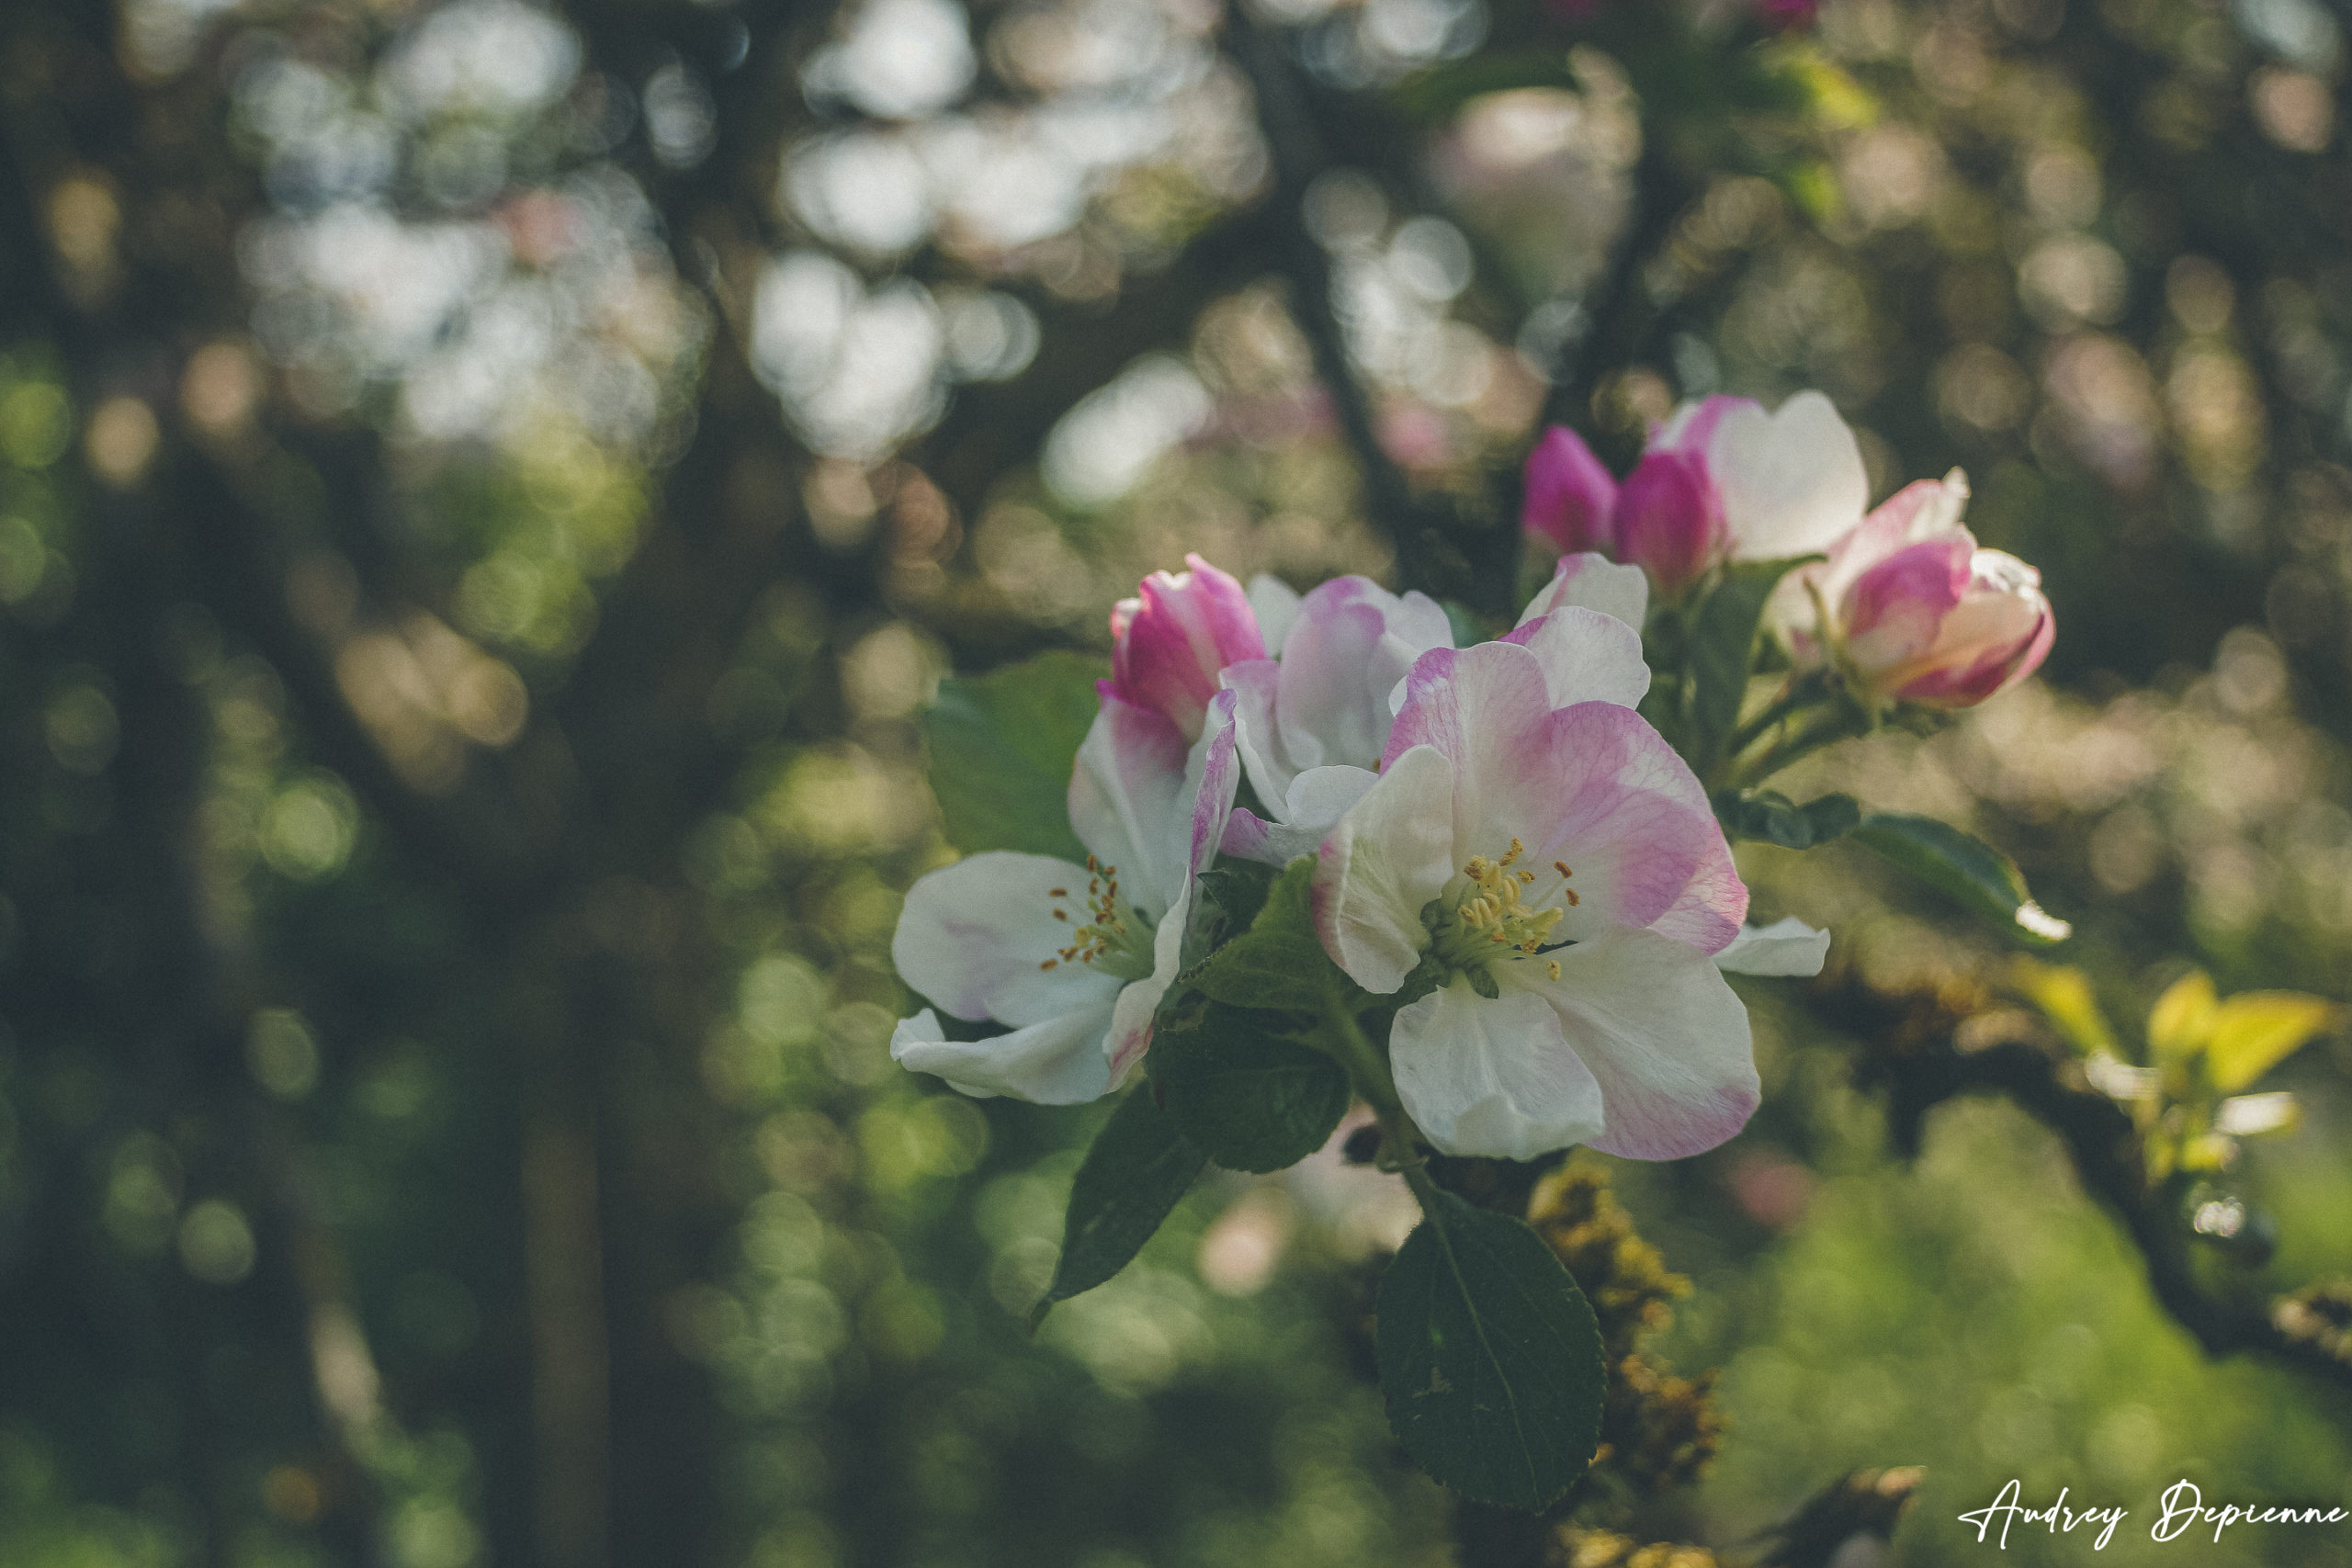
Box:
1566;889;1580;906
1546;960;1562;981
1554;862;1572;878
1040;959;1058;971
1049;887;1067;897
1053;910;1068;921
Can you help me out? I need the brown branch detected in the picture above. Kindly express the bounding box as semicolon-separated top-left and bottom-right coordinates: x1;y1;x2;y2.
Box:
1820;970;2352;1397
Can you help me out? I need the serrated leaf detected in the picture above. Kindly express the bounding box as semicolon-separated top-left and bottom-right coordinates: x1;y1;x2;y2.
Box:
2206;993;2341;1093
1685;557;1815;771
922;650;1106;861
1186;858;1354;1013
1148;998;1351;1174
1850;812;2071;945
1030;1089;1205;1328
1375;1189;1605;1510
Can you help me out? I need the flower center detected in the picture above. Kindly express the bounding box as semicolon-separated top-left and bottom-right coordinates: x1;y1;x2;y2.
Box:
1425;838;1577;988
1039;856;1158;983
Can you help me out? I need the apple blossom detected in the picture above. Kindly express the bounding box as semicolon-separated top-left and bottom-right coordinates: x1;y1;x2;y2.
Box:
1222;556;1652;864
1310;638;1758;1160
1103;554;1266;741
1774;470;2054;709
890;691;1239;1101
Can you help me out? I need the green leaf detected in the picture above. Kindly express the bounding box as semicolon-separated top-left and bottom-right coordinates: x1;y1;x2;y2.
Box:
1182;861;1276;971
1849;812;2071;945
1186;858;1354;1013
1684;557;1815;770
2206;993;2341;1092
922;650;1106;861
1376;1189;1606;1510
1148;998;1351;1174
1712;789;1860;850
1442;599;1491;649
1030;1089;1206;1328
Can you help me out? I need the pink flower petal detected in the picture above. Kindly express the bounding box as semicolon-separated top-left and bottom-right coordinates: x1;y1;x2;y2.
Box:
1613;450;1725;592
1521;426;1619;555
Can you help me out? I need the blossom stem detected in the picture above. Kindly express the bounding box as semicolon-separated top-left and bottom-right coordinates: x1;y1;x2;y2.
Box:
1727;706;1866;791
1323;999;1442;1207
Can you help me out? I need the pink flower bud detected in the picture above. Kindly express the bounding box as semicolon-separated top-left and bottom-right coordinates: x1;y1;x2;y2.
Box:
1611;450;1726;593
1793;473;2054;709
1875;550;2054;707
1104;554;1266;740
1521;426;1618;555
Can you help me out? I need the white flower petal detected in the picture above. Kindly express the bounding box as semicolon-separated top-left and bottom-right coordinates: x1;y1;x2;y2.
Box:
1311;744;1455;993
1707;389;1868;561
1712;916;1831;977
1518;926;1758;1159
1104;892;1187;1085
1247;573;1301;655
1390;980;1606;1159
1514;552;1649;632
1068;696;1189;918
1220;764;1381;866
892;851;1125;1026
891;1006;1117;1103
1504;606;1652;709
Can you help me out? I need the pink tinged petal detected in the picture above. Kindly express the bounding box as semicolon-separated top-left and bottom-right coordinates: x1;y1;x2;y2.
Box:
1105;554;1266;740
1186;689;1243;887
1069;694;1190;919
1246;574;1301;655
1518;926;1758;1159
1652;394;1760;456
1612;450;1726;592
1521;426;1619;555
1886;551;2053;708
1382;640;1555;853
1225;765;1381;865
892;852;1127;1026
1500;605;1652;709
1502;701;1747;953
1272;577;1452;777
1514;552;1649;632
1839;536;1973;677
891;1006;1118;1104
1311;745;1456;993
1103;901;1187;1086
1390;981;1607;1159
1713;917;1831;976
1705;389;1868;560
1220;658;1295;811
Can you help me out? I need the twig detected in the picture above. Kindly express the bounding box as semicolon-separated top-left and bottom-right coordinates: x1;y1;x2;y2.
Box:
1824;971;2352;1396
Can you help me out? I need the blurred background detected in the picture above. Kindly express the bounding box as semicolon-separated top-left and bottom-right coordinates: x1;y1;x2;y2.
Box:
1;0;2349;1562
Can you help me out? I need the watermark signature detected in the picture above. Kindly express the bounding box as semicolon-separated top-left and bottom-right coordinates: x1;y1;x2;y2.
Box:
1958;1478;2348;1549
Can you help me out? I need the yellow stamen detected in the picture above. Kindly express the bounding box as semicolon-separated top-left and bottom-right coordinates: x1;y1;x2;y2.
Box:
1547;960;1562;981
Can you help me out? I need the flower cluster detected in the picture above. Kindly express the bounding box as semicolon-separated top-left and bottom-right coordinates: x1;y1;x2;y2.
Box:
1523;395;2052;711
892;546;1827;1162
887;390;2066;1511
